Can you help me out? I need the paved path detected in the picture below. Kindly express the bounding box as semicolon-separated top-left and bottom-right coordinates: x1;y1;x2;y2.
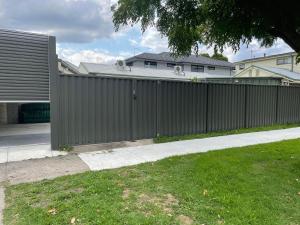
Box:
0;187;4;225
79;127;300;171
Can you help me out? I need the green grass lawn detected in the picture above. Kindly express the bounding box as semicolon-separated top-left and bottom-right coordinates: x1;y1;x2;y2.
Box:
4;139;300;225
154;123;300;143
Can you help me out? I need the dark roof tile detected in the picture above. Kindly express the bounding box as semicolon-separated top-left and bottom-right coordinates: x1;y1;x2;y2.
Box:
126;52;234;68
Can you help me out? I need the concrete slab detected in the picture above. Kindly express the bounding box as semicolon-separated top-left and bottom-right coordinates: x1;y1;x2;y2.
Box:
0;133;49;147
0;187;4;225
0;123;59;164
0;144;66;164
0;123;49;137
79;127;300;171
0;155;89;185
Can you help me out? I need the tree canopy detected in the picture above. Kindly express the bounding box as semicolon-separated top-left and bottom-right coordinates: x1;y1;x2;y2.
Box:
200;52;228;61
211;53;228;62
112;0;300;58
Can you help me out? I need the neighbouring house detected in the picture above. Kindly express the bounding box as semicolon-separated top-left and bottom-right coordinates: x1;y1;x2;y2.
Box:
125;52;235;76
236;52;299;73
77;61;282;86
77;62;232;81
58;59;79;74
235;52;300;85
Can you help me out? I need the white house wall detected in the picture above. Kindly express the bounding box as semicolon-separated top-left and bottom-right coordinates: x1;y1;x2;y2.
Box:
132;60;232;76
236;55;300;73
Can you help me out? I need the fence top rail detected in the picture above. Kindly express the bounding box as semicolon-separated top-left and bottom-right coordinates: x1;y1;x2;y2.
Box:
58;73;300;89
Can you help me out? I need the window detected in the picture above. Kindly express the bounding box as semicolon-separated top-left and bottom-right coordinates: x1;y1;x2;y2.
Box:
239;64;245;70
144;61;157;68
167;63;176;68
126;62;133;67
208;66;215;70
191;64;204;72
277;57;292;65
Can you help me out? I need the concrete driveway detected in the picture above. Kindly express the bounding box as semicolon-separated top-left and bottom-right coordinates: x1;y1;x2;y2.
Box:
0;123;66;164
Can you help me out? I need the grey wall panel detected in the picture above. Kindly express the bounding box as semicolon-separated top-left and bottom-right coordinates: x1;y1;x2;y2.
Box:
246;85;277;127
0;29;50;102
159;81;207;136
207;84;246;132
277;86;300;124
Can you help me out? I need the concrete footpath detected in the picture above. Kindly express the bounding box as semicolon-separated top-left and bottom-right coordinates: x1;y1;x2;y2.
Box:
79;127;300;171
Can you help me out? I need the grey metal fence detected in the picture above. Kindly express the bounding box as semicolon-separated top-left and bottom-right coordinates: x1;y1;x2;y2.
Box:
51;73;300;149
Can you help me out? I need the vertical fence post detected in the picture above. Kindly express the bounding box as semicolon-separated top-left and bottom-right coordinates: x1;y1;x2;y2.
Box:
205;83;210;133
156;80;161;137
244;85;248;128
132;79;137;140
275;85;279;123
49;36;60;150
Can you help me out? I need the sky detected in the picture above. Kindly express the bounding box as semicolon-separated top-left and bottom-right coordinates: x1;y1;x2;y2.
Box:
0;0;293;66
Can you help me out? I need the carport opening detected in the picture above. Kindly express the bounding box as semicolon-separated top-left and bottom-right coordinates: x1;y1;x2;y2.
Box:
0;102;51;163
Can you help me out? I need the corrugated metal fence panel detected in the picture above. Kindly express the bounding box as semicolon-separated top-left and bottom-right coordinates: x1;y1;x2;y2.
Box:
0;29;50;101
58;75;133;146
134;80;157;139
277;86;300;124
246;85;277;127
207;84;246;132
52;74;300;149
159;81;207;136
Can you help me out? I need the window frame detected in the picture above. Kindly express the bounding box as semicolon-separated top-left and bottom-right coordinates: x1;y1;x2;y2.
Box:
167;63;176;68
277;57;292;65
208;66;216;70
144;61;158;68
191;64;204;73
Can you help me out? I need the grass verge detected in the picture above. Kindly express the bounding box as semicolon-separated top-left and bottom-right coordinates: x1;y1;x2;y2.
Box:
154;123;300;143
4;139;300;225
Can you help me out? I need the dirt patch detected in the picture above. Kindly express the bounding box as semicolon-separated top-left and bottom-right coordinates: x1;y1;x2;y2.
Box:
31;199;50;209
177;215;194;225
2;154;89;185
137;193;179;215
69;187;84;194
122;188;131;199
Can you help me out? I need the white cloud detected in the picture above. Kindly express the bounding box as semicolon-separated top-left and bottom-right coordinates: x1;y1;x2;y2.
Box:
0;0;115;43
231;39;293;62
57;47;126;66
131;27;169;52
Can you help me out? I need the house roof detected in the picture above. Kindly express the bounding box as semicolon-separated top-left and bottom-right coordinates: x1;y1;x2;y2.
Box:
58;59;79;74
126;52;235;68
78;62;231;81
235;52;296;64
235;65;300;82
